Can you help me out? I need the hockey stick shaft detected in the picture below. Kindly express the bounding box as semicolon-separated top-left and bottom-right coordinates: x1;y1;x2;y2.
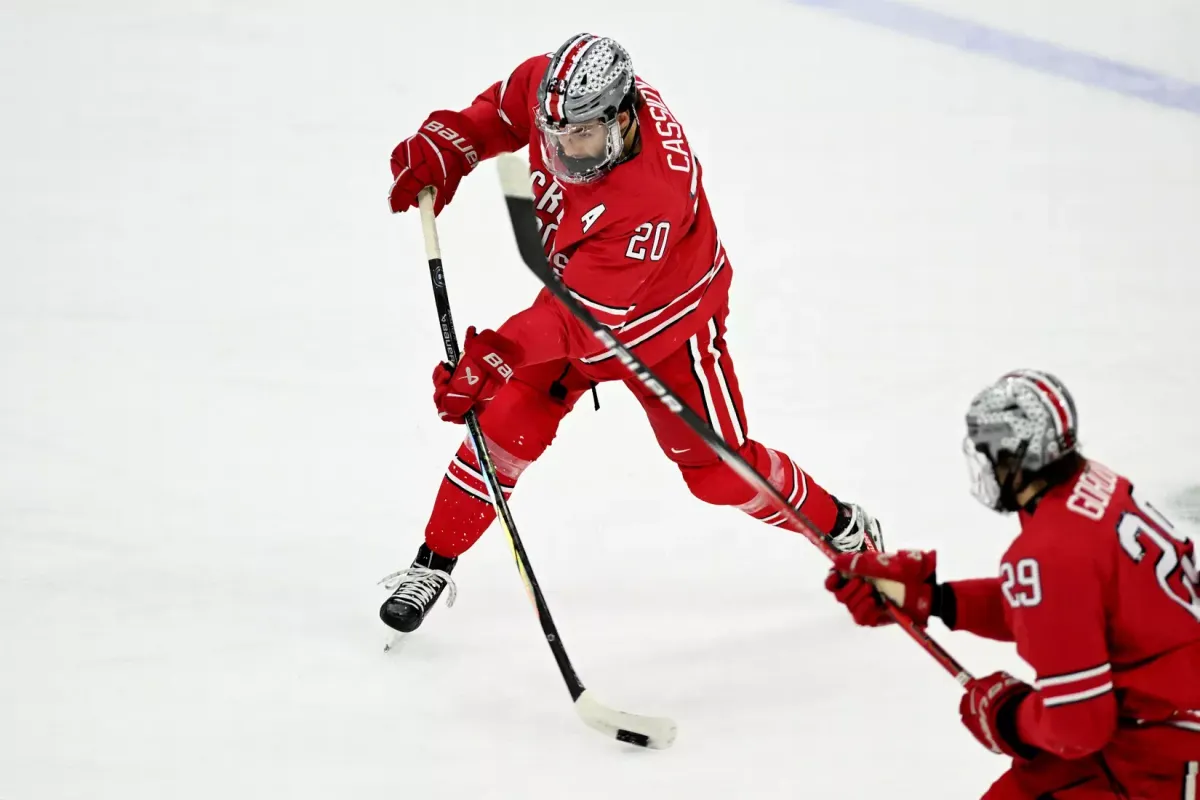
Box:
417;189;677;748
494;158;972;687
417;188;587;700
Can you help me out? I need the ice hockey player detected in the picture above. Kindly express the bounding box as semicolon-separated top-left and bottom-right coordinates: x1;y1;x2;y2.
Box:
826;369;1200;799
379;32;883;633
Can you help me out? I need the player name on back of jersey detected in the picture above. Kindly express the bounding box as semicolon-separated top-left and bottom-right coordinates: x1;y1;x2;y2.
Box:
638;83;691;174
1066;461;1119;521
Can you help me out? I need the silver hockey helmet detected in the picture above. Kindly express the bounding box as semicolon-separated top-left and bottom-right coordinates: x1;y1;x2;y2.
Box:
963;369;1079;511
535;33;637;185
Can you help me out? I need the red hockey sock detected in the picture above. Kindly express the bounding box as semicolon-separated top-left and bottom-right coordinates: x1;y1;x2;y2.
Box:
423;436;529;558
737;448;840;535
421;364;585;558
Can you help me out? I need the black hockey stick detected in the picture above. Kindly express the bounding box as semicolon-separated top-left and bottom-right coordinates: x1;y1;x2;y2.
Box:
415;188;677;748
494;158;973;687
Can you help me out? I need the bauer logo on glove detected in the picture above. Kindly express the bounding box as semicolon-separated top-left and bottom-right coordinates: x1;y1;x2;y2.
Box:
422;120;479;170
431;327;524;424
481;352;514;380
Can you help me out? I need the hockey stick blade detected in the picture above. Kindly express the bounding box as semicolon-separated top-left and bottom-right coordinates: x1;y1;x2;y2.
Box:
575;690;678;750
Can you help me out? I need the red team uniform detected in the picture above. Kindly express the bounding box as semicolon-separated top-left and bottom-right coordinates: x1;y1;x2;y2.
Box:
381;30;1197;797
828;370;1200;798
379;33;881;637
422;53;775;544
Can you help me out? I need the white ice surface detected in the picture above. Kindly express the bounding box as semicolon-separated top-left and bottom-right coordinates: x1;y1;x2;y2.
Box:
905;0;1200;82
1;2;1198;798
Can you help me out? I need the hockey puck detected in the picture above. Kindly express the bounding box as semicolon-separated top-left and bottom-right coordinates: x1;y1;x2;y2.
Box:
615;729;650;748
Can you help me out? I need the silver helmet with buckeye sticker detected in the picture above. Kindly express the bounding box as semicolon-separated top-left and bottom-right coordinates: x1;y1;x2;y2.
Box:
963;369;1080;511
535;33;637;185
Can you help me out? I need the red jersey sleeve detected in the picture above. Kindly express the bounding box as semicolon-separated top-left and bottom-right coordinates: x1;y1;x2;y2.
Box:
944;578;1014;642
495;293;569;366
455;55;545;161
1002;532;1118;758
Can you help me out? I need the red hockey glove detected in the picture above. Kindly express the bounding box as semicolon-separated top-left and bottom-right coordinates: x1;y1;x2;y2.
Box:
432;327;523;424
389;110;482;215
960;671;1039;760
824;570;892;626
824;549;939;627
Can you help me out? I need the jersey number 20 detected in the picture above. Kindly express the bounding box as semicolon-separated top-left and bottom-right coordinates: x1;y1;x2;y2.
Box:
626;222;670;261
1117;487;1200;623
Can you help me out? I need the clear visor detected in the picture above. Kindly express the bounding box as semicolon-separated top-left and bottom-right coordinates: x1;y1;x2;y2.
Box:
963;436;1002;509
534;113;623;185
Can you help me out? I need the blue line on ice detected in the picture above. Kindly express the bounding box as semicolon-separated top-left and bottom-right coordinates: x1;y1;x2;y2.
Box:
791;0;1200;115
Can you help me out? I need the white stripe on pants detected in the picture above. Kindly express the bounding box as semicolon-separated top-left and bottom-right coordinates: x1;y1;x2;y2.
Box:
686;315;744;448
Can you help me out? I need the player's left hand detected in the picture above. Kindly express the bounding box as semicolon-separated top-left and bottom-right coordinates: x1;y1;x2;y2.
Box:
432;327;524;424
960;671;1039;760
824;549;939;627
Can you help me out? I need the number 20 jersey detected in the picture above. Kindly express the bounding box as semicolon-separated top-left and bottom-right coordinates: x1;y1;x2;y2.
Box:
454;54;732;381
953;460;1200;761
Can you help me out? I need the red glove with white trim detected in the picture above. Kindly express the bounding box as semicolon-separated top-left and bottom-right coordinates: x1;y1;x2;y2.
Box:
432;327;524;424
389;110;482;216
824;549;940;627
960;671;1039;759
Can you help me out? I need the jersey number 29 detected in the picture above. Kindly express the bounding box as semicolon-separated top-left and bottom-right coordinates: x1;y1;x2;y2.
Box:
1001;558;1043;608
1117;487;1200;623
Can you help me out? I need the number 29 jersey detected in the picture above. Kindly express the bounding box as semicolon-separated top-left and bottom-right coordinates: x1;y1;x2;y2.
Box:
961;460;1200;761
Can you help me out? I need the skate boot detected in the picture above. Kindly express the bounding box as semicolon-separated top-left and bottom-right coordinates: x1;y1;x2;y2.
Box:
378;543;458;634
828;500;884;553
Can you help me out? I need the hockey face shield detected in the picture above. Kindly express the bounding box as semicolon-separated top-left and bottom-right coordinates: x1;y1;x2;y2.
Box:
964;436;1003;510
963;429;1032;513
534;111;624;185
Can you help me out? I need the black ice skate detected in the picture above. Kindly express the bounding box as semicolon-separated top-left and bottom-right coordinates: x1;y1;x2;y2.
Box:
828;501;884;553
378;543;458;635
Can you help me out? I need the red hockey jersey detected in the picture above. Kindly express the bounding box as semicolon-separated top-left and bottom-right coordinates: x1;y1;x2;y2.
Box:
949;460;1200;763
456;54;731;381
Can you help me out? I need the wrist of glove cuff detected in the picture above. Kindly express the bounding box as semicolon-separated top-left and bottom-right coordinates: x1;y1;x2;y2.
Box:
930;581;957;628
995;694;1041;761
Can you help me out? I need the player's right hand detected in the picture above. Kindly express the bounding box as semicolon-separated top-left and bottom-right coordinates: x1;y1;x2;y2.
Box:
389;110;482;215
824;549;939;627
432;327;524;424
960;672;1038;759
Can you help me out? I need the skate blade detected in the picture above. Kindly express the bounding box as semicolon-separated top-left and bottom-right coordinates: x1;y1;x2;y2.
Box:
382;630;410;653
